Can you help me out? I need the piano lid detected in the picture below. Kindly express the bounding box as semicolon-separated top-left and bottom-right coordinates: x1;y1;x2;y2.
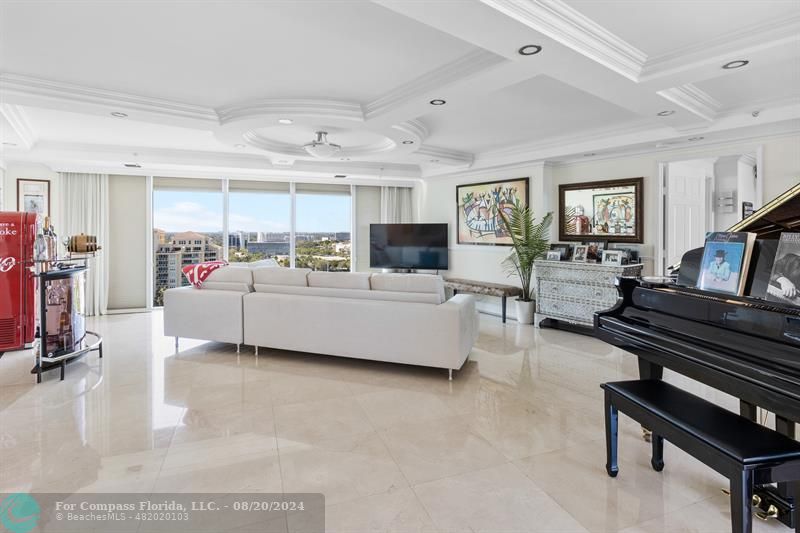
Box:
727;182;800;238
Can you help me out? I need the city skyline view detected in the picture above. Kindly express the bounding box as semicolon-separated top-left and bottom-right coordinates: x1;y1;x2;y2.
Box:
153;190;351;233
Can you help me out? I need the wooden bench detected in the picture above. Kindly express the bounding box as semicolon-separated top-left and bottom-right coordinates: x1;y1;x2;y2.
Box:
602;379;800;533
443;278;522;323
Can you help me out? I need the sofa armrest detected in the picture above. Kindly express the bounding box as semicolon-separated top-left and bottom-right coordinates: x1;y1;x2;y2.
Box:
440;293;479;364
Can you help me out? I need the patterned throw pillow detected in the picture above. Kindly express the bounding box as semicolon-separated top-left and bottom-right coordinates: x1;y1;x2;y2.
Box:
182;260;228;288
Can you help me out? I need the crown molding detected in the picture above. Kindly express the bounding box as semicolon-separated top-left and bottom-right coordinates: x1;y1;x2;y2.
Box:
0;104;37;149
480;0;647;81
640;13;800;81
739;153;757;166
415;145;474;166
364;49;505;119
217;99;364;125
657;84;722;122
0;73;218;124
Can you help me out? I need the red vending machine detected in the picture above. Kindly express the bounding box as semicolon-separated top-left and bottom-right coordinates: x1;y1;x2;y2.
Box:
0;212;37;352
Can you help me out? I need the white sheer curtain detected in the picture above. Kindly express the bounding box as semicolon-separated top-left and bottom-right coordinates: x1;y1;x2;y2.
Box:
380;186;413;223
59;172;110;316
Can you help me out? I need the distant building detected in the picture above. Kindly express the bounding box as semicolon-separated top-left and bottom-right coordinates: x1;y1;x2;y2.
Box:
246;241;290;257
154;231;222;300
228;231;248;249
335;232;351;241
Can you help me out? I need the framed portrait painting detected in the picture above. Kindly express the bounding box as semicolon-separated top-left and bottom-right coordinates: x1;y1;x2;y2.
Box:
17;179;50;218
456;177;529;245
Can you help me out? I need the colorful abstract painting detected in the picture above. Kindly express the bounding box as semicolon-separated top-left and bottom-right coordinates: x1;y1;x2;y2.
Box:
456;178;529;245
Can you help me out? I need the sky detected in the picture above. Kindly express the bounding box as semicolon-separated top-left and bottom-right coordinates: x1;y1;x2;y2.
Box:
153;190;351;233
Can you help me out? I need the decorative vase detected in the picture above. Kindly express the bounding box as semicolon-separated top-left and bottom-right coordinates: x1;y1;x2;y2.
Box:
515;299;536;325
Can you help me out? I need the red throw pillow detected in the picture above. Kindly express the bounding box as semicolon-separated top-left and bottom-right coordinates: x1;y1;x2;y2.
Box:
182;260;228;288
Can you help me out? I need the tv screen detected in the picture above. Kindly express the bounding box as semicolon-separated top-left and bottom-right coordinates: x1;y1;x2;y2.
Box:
370;224;448;270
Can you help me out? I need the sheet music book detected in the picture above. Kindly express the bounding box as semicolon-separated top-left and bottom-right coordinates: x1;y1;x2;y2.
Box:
696;232;756;296
766;232;800;306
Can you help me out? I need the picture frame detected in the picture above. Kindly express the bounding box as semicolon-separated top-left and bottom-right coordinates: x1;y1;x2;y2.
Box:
546;251;562;261
586;241;606;262
549;243;572;261
572;245;588;262
456;177;529;246
602;250;623;266
558;177;643;243
17;178;50;218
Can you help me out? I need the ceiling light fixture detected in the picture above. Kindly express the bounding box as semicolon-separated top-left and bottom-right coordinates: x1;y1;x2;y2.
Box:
124;163;141;168
657;110;675;116
722;60;749;70
111;112;128;118
687;136;704;142
429;99;446;106
402;140;414;145
2;142;17;146
303;131;341;158
278;118;293;125
334;174;347;179
518;44;542;56
430;159;439;163
583;153;596;157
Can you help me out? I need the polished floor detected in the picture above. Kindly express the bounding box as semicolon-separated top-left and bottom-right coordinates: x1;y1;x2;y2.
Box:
0;311;788;532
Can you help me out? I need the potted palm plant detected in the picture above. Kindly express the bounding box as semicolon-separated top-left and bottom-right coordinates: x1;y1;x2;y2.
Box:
498;201;553;324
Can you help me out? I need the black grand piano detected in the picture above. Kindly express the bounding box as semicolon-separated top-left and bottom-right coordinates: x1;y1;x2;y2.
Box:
595;183;800;526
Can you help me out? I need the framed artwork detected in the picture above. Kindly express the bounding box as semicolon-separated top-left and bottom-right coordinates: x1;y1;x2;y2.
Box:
549;243;572;260
572;245;588;262
546;251;562;261
456;177;529;245
17;179;50;218
601;250;623;266
558;177;643;243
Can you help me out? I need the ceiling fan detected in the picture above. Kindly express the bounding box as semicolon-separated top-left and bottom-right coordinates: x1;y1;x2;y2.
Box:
303;131;341;158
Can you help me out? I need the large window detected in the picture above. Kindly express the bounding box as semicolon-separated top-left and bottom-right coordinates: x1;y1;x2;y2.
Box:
228;180;291;264
152;178;223;306
295;183;352;271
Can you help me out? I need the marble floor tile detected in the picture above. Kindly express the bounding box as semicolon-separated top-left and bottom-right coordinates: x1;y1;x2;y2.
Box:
274;396;374;446
324;487;436;533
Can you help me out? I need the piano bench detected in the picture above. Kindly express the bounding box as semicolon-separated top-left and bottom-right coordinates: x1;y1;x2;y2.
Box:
601;379;800;533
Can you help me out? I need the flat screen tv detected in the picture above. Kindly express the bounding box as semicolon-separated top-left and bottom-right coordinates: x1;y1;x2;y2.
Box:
370;223;448;270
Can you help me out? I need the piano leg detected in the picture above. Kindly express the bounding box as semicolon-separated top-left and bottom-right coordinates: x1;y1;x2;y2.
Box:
637;358;663;441
776;415;797;529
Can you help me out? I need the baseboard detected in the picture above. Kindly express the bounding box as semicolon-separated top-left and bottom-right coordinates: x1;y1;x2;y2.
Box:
105;308;150;315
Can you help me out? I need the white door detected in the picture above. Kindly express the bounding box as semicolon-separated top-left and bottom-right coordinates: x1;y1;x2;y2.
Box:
665;168;708;271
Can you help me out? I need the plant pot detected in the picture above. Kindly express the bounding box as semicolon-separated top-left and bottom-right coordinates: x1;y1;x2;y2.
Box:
515;298;536;325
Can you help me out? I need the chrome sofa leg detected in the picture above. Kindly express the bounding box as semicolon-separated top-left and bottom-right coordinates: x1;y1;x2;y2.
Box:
255;346;259;356
175;337;179;351
448;369;453;381
236;343;241;354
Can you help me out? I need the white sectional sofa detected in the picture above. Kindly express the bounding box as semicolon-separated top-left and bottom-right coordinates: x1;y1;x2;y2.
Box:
163;266;478;378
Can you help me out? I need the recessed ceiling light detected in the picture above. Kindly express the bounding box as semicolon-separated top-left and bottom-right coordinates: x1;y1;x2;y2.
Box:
2;142;17;146
124;163;141;168
687;136;704;142
518;44;542;56
110;112;128;118
430;159;440;163
657;110;675;116
429;99;446;106
234;144;246;148
340;157;350;161
583;153;596;157
402;140;414;145
722;60;749;70
277;118;293;125
334;174;347;179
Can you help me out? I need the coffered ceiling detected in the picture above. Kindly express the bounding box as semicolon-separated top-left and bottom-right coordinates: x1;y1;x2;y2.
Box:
0;0;798;180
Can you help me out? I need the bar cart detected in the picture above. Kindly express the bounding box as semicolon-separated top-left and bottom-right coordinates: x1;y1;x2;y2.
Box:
30;253;103;383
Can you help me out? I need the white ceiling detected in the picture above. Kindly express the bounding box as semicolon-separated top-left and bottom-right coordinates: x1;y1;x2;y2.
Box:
1;0;798;179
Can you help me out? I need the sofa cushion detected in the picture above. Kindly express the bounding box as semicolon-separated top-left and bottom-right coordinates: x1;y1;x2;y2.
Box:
370;273;446;304
307;271;371;290
203;265;254;285
201;281;254;292
253;267;310;286
253;284;441;304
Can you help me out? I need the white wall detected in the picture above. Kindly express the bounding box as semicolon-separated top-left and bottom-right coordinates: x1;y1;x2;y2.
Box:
714;156;740;230
108;174;148;310
418;132;800;292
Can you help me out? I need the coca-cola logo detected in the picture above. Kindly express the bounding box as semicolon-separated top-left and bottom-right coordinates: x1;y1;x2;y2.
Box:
0;257;16;273
0;228;17;236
